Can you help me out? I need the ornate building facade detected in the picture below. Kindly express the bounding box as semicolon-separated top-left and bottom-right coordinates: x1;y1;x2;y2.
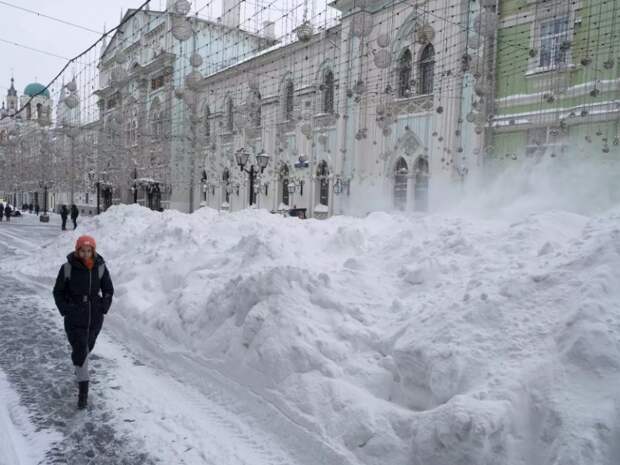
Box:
172;0;493;216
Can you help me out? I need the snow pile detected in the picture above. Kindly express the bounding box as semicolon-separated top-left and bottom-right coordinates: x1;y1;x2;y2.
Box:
11;158;620;465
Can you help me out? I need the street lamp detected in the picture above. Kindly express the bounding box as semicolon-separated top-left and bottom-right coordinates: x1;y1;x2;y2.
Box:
235;148;270;207
131;165;138;204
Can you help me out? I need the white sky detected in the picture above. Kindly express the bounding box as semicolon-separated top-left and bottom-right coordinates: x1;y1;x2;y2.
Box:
0;0;336;106
0;0;149;98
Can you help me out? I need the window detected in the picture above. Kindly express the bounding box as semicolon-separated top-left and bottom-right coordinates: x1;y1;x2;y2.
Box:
398;48;412;98
204;105;211;138
253;91;261;128
394;157;408;210
226;98;234;132
151;76;164;90
150;99;162;140
285;80;294;121
25;103;32;120
539;17;569;68
322;70;334;113
317;160;329;206
418;44;435;95
222;169;230;203
280;164;289;206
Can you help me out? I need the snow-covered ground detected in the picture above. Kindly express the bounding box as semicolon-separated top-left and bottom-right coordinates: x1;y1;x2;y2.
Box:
0;370;60;465
1;156;620;464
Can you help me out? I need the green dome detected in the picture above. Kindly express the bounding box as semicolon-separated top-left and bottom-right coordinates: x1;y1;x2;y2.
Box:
24;83;50;98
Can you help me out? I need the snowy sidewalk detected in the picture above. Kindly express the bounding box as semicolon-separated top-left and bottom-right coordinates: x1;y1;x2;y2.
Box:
0;217;353;465
0;273;156;464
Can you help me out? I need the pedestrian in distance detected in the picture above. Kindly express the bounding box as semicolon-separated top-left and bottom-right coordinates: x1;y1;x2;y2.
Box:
29;203;33;214
60;205;69;230
4;204;12;222
53;235;114;410
70;204;79;230
0;203;4;222
35;204;40;216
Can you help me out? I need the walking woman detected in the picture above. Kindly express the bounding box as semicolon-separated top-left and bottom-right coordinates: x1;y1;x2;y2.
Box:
53;235;114;409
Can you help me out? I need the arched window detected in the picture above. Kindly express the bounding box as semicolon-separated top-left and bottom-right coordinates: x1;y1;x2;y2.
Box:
150;99;162;140
222;169;230;203
204;105;211;138
394;157;408;210
317;160;329;206
280;164;290;206
252;91;261;128
36;103;42;120
418;44;435;95
322;70;334;113
398;48;412;98
285;80;294;121
226;97;234;132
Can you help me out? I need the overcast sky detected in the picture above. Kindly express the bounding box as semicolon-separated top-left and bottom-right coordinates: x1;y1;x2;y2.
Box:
0;0;155;98
0;0;335;109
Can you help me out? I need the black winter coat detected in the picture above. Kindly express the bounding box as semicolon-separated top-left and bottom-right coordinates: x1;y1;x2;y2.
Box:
60;207;68;219
71;206;79;220
53;253;114;331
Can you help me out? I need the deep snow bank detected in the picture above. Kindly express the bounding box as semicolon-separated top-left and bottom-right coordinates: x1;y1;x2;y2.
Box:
13;199;620;465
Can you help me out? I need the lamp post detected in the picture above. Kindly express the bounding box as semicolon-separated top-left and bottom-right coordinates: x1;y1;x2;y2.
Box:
235;148;270;208
132;165;138;204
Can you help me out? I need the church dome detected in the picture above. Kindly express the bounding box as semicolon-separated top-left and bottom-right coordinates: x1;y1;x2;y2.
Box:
23;83;50;98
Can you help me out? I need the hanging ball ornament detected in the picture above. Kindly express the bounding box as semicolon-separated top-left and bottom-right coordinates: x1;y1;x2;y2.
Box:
376;33;390;48
185;70;203;90
350;12;374;38
190;53;203;68
416;22;435;44
581;56;592;66
296;21;314;42
529;48;538;58
590;88;600;97
64;93;79;109
66;78;77;93
172;16;192;41
474;82;490;97
603;58;615;70
373;49;391;69
174;0;192;16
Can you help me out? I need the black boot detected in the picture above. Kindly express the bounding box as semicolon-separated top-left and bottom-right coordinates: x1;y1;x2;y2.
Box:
78;381;89;409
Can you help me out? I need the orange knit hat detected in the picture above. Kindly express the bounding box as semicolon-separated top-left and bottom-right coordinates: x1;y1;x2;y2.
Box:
75;235;96;252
